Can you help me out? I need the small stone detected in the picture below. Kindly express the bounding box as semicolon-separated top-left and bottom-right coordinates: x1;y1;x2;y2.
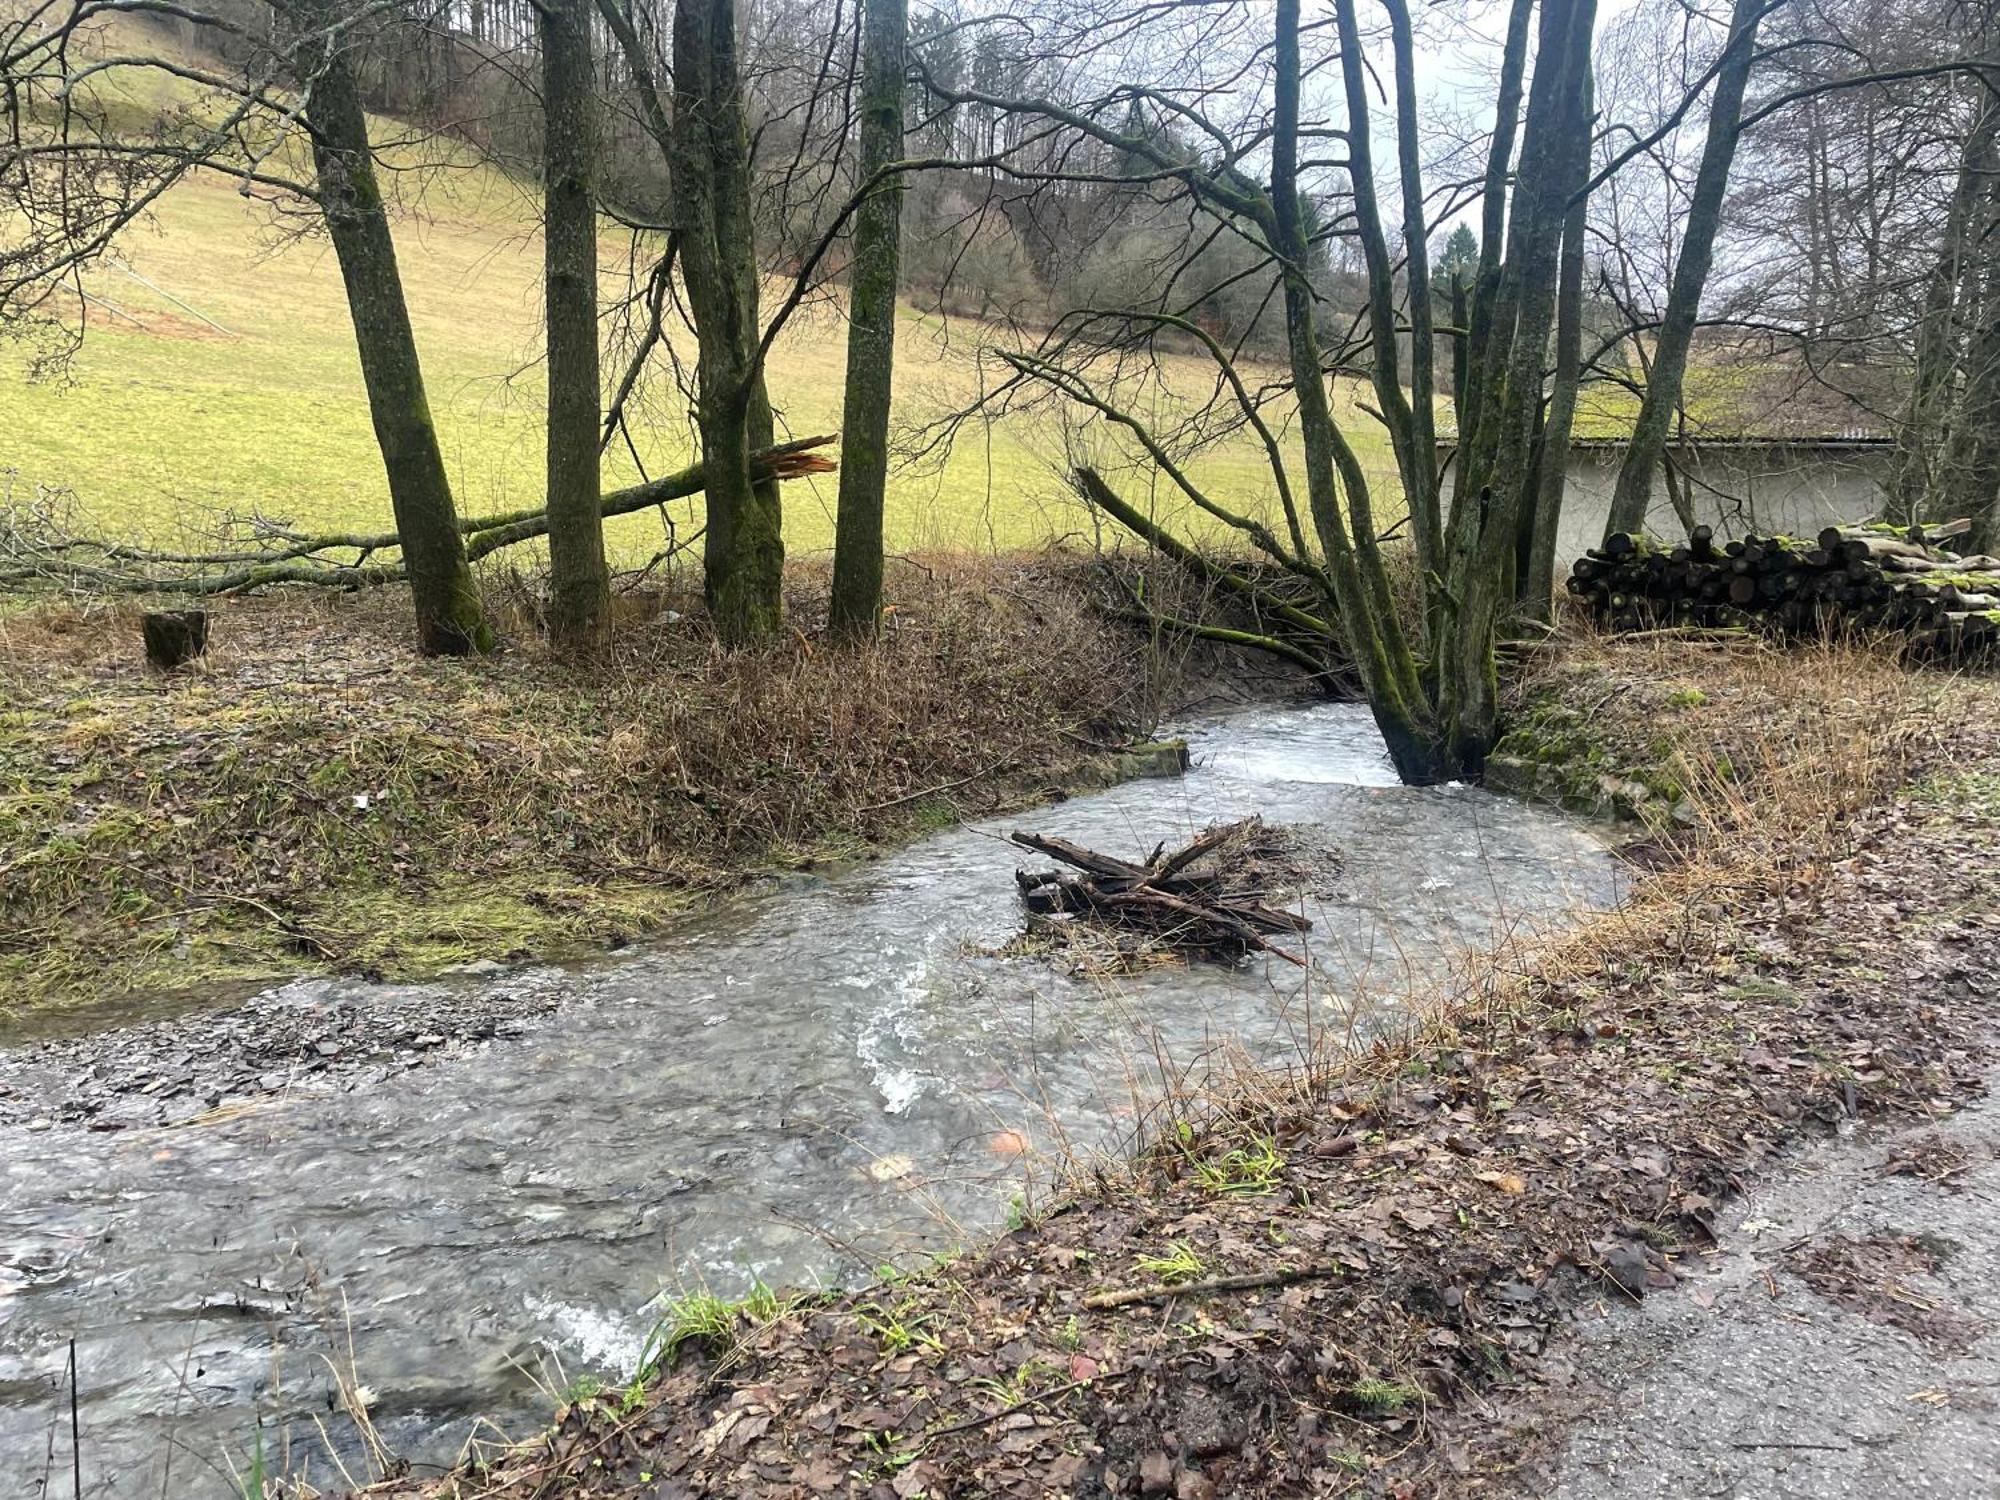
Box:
1139;1451;1173;1495
26;1117;53;1132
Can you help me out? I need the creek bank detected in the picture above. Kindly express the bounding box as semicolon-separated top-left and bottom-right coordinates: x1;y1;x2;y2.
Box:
0;557;1256;1022
0;695;1620;1494
0;740;1196;1134
378;641;1999;1500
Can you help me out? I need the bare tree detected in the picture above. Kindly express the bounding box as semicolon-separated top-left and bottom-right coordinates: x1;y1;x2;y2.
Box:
2;0;493;654
596;0;789;645
828;0;907;642
904;0;1596;781
541;0;612;649
1603;0;1767;539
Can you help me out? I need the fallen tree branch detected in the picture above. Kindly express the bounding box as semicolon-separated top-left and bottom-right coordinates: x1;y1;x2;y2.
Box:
0;437;838;596
1075;467;1334;640
1101;602;1334;676
1011;819;1316;967
1081;1261;1347;1310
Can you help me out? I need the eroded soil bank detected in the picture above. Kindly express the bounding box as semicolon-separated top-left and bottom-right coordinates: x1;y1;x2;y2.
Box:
377;636;2000;1499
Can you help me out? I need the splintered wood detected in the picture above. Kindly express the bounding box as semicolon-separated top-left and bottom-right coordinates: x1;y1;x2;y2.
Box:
1009;817;1313;966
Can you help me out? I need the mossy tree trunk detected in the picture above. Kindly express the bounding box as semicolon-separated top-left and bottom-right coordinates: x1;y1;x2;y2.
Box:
1289;0;1438;782
1455;0;1536;472
540;0;611;650
1938;138;2000;553
1892;97;1995;523
671;0;785;646
1603;0;1763;542
1439;0;1595;769
828;0;907;643
298;24;490;656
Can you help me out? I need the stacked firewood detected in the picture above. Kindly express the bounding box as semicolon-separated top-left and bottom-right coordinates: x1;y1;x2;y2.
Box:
1010;819;1312;966
1567;519;2000;654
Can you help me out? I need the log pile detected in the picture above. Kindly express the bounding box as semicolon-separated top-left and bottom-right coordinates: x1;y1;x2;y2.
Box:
1010;818;1313;966
1567;520;2000;655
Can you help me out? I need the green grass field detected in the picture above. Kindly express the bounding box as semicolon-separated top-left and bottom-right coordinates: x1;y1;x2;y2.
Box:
2;156;1404;567
1;25;1404;566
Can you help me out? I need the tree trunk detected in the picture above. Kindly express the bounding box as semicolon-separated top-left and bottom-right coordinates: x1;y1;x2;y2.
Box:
672;0;785;646
1292;0;1439;783
1603;0;1762;541
1450;273;1470;422
1459;0;1537;469
142;610;210;669
1522;65;1594;620
300;29;490;655
1441;0;1593;769
541;0;611;650
828;0;907;642
1938;135;2000;553
1901;87;1998;528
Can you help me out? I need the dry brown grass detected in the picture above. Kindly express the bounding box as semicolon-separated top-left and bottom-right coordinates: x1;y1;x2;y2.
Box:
0;554;1200;1015
1107;628;1966;1169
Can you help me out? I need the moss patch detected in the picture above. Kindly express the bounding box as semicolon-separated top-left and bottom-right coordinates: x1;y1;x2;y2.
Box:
1488;675;1695;827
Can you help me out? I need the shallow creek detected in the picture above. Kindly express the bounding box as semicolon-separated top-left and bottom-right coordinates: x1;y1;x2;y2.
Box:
0;703;1618;1495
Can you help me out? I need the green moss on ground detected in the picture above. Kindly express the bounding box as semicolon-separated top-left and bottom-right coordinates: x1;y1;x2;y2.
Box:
1488;676;1698;827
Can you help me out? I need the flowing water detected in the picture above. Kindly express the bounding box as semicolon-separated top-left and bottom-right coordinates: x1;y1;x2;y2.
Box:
0;703;1619;1495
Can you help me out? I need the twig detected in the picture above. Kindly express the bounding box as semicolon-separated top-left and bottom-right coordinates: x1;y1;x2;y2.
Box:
858;760;1013;814
1081;1261;1346;1310
918;1368;1133;1444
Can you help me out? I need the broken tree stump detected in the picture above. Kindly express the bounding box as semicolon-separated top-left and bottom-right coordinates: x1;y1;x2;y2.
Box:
142;609;210;670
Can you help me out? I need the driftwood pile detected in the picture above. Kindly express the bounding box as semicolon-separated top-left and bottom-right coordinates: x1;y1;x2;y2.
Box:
1010;817;1313;967
1568;520;2000;654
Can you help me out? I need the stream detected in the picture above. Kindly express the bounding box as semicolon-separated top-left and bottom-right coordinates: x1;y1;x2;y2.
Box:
0;703;1619;1495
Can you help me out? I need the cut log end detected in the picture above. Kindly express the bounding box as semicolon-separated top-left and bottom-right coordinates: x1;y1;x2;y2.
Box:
142;609;211;670
1571;526;1999;658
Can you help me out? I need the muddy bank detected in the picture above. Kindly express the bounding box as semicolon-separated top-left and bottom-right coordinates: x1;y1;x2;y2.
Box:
374;641;1999;1500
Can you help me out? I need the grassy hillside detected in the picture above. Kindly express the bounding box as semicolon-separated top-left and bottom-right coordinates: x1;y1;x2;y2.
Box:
1;31;1403;565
